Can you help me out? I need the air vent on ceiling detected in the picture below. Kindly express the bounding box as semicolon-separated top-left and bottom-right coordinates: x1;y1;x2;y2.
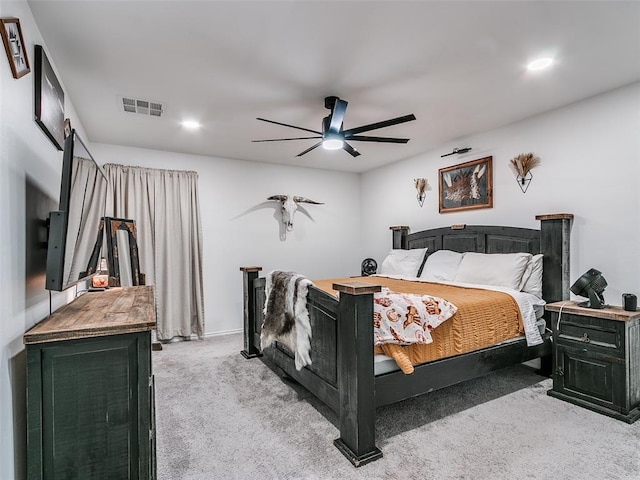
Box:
122;97;163;117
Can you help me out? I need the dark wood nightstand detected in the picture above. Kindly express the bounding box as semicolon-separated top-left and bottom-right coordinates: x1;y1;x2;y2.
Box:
546;301;640;423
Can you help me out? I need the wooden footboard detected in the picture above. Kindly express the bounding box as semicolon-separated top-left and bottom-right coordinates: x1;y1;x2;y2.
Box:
263;283;342;412
240;267;383;465
240;213;573;467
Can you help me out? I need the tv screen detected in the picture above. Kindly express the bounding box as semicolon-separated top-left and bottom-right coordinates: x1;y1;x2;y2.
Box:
46;130;107;291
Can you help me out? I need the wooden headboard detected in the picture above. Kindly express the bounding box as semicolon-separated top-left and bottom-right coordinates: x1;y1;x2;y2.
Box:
389;214;573;303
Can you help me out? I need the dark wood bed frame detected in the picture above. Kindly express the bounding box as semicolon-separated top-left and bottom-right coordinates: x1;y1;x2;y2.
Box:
240;213;573;466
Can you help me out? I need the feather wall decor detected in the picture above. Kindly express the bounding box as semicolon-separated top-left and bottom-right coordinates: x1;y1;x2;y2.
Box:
414;177;429;206
509;152;540;193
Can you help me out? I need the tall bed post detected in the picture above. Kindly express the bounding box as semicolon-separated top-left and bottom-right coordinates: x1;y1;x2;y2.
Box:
332;281;383;467
390;225;410;249
536;214;573;302
537;214;573;375
240;266;263;359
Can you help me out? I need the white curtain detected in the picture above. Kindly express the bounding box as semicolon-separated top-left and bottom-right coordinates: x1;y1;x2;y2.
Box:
66;156;107;284
103;163;204;340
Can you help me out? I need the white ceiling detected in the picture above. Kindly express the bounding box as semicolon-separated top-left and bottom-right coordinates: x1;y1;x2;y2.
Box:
28;1;640;173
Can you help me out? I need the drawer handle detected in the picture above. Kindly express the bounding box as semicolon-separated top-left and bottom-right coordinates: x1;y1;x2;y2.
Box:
556;367;564;376
580;332;590;343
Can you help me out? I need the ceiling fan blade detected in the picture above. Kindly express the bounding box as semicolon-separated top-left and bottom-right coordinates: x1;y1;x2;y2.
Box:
342;142;361;157
252;136;321;142
345;135;410;143
256;117;322;135
329;98;348;133
296;141;323;157
342;114;416;136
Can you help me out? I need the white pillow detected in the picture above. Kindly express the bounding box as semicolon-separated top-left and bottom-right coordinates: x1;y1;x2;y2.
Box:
420;250;464;282
520;254;543;298
379;248;428;277
453;252;532;290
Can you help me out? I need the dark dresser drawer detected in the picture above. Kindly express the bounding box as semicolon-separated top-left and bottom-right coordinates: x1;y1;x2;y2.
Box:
556;314;623;355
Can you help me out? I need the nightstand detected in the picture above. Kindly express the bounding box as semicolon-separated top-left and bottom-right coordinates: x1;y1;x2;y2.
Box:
546;301;640;423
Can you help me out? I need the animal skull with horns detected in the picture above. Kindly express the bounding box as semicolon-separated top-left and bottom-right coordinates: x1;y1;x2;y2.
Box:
268;195;323;232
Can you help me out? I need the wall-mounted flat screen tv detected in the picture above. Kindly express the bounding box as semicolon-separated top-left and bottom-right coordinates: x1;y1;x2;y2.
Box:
45;129;107;291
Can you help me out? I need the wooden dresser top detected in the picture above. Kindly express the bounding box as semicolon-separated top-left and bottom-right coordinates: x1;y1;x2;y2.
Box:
546;300;640;322
24;286;156;344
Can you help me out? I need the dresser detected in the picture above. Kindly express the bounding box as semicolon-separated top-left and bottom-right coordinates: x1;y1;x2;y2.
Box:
546;301;640;423
24;286;157;479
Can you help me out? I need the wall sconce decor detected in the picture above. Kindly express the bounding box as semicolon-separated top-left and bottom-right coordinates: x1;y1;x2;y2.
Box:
509;152;540;193
414;178;429;207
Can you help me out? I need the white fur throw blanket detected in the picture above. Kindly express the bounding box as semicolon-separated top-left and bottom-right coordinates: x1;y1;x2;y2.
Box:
261;271;313;370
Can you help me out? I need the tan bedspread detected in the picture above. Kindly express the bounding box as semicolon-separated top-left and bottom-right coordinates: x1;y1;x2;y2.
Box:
313;277;524;374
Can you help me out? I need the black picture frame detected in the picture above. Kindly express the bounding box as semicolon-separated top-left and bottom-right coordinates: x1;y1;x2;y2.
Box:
0;17;30;79
34;45;64;150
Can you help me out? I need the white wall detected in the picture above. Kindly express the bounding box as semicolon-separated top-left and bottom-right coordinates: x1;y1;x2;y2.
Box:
90;143;362;335
361;82;640;304
0;1;92;478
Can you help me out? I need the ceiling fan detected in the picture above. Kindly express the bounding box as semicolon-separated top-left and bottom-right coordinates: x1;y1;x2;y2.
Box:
252;96;416;157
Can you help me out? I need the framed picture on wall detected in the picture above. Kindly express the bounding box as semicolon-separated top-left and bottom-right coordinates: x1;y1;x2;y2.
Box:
34;44;64;150
0;17;30;79
439;156;493;213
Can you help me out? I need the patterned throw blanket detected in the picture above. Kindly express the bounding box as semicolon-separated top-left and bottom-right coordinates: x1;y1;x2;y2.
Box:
261;271;313;370
374;287;458;346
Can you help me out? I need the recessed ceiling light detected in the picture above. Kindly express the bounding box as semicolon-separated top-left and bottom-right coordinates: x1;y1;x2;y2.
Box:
527;57;554;71
181;120;201;130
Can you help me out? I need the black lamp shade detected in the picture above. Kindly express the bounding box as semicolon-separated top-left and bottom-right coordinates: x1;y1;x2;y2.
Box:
571;268;607;309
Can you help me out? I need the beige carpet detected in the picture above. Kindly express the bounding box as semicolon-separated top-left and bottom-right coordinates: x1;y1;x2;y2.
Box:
153;334;640;480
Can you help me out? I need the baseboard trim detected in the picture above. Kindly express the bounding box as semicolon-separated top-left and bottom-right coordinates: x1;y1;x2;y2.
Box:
193;329;243;339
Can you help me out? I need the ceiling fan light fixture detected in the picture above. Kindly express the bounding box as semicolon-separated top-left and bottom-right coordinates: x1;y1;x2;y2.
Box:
322;136;344;150
253;96;415;158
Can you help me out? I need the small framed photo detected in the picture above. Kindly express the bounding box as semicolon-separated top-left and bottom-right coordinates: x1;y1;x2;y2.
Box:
34;44;64;150
439;156;493;213
64;118;72;139
1;17;30;79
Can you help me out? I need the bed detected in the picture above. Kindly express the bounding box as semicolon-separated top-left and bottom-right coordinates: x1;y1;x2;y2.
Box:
240;213;573;466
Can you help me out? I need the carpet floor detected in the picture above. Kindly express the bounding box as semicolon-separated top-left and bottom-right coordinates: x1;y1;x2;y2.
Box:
153;334;640;480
